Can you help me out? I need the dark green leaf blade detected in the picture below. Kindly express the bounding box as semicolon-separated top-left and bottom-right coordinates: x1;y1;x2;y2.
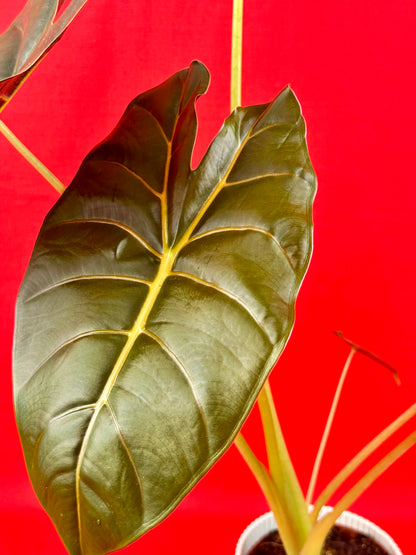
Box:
13;63;316;554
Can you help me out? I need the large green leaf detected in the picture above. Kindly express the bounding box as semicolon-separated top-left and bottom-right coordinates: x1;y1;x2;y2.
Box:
0;0;88;112
13;61;316;554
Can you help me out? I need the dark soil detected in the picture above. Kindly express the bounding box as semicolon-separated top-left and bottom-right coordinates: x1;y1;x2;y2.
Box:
248;525;389;555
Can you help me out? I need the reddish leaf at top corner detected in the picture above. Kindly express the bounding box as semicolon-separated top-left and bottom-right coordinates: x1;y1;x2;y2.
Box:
0;0;88;112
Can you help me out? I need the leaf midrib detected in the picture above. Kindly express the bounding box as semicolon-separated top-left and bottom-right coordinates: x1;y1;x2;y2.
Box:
74;83;184;549
74;248;176;549
74;99;301;551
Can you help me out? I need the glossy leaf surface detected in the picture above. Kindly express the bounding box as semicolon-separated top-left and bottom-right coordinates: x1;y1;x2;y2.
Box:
0;0;87;111
14;61;316;554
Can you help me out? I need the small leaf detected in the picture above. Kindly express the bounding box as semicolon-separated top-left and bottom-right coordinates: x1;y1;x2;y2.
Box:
0;0;87;111
14;62;317;554
333;331;400;384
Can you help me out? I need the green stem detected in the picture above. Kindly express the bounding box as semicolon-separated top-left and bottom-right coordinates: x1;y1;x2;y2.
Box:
306;348;356;506
310;402;416;522
301;431;416;555
0;120;65;194
230;0;243;111
258;381;311;541
229;2;307;549
234;433;300;555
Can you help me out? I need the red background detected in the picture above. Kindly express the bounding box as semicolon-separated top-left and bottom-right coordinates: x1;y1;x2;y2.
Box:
0;0;415;553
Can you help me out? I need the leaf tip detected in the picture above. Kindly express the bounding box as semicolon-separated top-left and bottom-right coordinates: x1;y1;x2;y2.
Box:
332;331;401;385
188;60;210;96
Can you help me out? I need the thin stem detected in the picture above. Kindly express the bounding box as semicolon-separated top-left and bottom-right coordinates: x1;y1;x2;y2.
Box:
230;0;243;111
234;433;301;555
333;332;400;384
306;348;356;506
0;120;65;194
300;431;416;555
310;402;416;522
258;381;311;542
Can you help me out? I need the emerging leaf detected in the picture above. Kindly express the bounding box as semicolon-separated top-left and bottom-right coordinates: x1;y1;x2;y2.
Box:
0;0;87;111
13;61;317;554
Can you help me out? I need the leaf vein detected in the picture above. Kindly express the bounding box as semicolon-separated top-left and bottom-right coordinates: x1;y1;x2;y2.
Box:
52;218;163;259
112;383;204;474
171;271;273;344
137;106;169;144
94;160;162;197
143;329;211;452
178;109;303;249
225;171;310;187
106;402;144;501
31;405;96;474
29;330;130;382
249;119;298;139
186;226;296;273
25;275;152;302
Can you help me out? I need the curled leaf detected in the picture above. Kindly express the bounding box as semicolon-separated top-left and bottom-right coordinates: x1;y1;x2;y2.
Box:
333;331;400;384
14;62;317;554
0;0;87;111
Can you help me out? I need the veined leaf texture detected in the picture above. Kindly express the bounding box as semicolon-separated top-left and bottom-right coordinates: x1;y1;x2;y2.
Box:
14;62;316;554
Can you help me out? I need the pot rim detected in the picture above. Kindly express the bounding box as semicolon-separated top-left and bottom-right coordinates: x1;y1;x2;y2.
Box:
235;507;403;555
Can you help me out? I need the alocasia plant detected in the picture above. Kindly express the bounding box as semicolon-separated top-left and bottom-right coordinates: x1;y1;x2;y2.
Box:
13;60;317;554
6;1;415;554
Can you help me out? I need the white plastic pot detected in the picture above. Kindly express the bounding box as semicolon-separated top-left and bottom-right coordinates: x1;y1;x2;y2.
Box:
235;508;403;555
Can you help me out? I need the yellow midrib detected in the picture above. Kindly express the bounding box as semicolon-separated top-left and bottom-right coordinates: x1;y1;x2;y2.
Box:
89;126;254;413
75;94;181;550
74;102;267;551
74;247;177;552
74;170;233;551
80;90;258;428
98;249;175;405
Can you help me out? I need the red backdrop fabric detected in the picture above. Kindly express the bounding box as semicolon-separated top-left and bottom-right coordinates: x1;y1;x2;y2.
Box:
0;1;415;553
